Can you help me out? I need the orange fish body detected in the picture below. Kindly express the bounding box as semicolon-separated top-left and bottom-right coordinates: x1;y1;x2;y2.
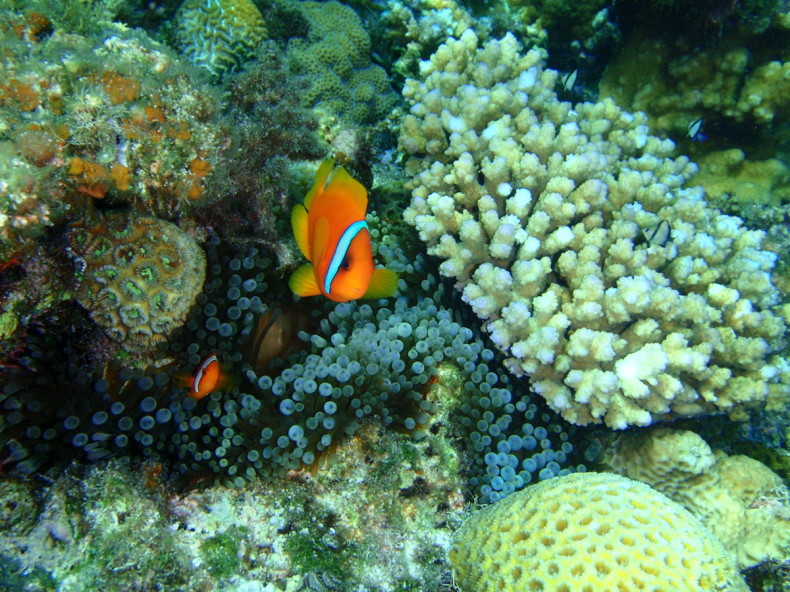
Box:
179;353;225;400
289;159;397;302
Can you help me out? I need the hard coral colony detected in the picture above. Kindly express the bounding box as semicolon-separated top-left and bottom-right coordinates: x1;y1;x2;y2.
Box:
400;30;788;430
0;0;789;589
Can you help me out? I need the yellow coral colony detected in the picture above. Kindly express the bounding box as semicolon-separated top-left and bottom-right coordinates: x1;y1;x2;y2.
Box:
602;428;790;569
449;472;748;592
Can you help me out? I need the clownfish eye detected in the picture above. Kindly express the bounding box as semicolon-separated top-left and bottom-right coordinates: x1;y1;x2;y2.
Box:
341;258;350;270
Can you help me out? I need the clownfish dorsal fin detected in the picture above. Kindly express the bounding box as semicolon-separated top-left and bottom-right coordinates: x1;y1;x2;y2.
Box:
289;263;322;297
325;166;368;216
363;268;399;299
291;203;310;261
311;216;330;264
304;158;335;210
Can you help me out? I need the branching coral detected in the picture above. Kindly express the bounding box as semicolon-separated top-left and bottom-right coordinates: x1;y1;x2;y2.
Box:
400;30;787;429
600;8;790;154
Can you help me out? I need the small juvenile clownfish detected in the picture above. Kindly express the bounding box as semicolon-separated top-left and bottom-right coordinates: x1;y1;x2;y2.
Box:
289;159;398;303
179;353;226;400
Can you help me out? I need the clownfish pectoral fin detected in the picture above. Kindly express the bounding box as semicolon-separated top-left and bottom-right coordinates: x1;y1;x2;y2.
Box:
289;263;322;297
291;203;310;260
363;268;398;299
304;159;335;210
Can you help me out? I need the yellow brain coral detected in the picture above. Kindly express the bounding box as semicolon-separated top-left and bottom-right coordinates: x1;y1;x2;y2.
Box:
602;427;790;569
449;472;748;592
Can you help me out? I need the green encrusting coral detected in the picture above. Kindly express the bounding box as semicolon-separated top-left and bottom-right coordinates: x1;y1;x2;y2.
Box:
173;0;267;78
280;0;399;123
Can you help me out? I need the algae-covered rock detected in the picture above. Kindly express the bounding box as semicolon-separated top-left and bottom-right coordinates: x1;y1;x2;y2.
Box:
0;479;39;536
0;422;466;591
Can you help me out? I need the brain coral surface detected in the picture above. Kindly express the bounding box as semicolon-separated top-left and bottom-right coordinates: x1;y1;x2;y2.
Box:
174;0;266;77
449;471;749;592
400;30;787;429
70;212;206;352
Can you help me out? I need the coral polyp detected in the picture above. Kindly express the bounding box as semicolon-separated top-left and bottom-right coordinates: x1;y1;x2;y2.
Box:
69;212;206;353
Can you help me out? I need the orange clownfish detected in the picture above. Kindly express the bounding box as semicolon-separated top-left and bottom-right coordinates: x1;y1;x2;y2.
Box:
179;353;226;400
289;159;398;303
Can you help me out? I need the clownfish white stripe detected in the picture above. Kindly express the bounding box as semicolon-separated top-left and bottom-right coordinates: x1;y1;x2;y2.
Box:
324;220;368;295
194;353;218;393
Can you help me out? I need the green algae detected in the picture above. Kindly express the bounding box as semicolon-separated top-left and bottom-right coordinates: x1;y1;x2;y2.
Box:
0;479;39;536
0;554;55;592
284;530;352;578
200;530;244;579
0;420;466;590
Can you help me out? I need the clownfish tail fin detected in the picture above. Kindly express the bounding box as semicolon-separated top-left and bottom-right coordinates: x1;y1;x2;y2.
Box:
363;268;398;299
289;263;322;297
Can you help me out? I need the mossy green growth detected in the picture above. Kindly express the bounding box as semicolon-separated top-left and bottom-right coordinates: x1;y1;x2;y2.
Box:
0;311;20;341
199;530;243;579
0;554;55;592
284;529;353;577
0;479;39;536
45;461;201;591
77;522;191;591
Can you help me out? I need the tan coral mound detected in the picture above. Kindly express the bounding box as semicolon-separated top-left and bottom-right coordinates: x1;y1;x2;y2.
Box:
70;212;206;352
449;472;748;592
603;427;790;569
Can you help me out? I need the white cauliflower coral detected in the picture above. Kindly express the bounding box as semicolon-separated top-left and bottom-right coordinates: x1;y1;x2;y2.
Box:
400;30;787;429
